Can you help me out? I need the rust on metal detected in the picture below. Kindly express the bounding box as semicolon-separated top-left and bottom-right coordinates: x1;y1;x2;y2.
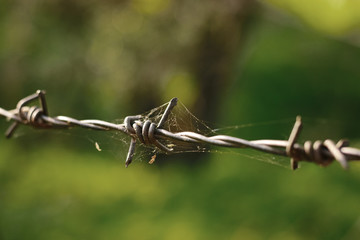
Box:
1;90;360;169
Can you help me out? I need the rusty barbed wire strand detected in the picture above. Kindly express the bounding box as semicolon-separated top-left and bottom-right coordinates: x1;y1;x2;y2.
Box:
1;90;360;169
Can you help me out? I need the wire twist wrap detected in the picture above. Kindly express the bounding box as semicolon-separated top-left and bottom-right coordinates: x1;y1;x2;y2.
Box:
1;90;359;169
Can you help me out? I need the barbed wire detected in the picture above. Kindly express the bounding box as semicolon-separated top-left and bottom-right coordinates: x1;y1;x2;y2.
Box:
1;90;360;169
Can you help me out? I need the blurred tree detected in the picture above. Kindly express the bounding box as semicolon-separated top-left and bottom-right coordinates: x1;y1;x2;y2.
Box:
0;0;259;165
190;0;257;120
0;0;257;120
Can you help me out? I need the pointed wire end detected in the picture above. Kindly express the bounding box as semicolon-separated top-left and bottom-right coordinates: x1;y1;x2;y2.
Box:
291;158;299;170
337;141;350;170
125;157;132;168
169;97;178;107
36;89;46;95
339;159;349;170
5;122;19;139
125;158;132;168
5;127;12;139
125;158;134;169
295;115;303;130
125;137;136;168
324;139;349;170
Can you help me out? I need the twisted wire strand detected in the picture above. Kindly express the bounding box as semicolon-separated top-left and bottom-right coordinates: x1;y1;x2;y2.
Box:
1;90;360;169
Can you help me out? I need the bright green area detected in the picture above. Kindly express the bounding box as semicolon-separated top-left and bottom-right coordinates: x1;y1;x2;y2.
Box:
264;0;360;35
1;0;360;239
1;142;360;240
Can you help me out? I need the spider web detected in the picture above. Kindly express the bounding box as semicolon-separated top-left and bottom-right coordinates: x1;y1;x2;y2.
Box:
128;100;216;154
94;99;293;168
6;99;293;168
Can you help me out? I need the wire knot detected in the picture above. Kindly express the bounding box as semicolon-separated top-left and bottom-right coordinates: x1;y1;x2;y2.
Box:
18;106;45;126
303;139;349;169
124;117;173;150
2;90;358;170
5;90;49;138
123;97;178;167
286;116;349;170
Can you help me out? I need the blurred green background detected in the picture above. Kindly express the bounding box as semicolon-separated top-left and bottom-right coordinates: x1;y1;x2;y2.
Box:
1;0;360;239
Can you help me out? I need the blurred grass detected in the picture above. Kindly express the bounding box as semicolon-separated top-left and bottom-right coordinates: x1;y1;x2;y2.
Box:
1;141;360;240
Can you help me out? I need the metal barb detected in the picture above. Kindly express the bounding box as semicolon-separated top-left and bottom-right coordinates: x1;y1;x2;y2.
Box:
157;97;178;128
1;90;360;170
122;97;178;167
287;116;303;170
5;122;19;139
4;90;49;138
125;137;136;168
